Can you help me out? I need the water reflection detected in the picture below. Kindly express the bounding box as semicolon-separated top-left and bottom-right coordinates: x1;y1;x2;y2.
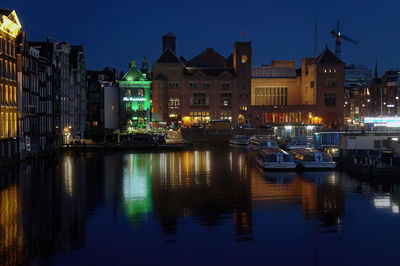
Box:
121;154;152;224
1;146;400;264
251;168;345;228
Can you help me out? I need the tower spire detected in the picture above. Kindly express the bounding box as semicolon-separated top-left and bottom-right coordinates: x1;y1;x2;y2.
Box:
374;58;378;77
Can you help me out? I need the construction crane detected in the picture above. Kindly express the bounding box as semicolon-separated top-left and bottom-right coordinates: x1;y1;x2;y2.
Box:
330;22;357;59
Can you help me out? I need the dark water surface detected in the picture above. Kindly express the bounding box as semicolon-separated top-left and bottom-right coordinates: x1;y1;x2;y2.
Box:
1;144;400;265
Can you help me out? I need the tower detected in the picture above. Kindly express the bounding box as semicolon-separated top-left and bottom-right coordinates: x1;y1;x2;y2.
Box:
162;32;176;53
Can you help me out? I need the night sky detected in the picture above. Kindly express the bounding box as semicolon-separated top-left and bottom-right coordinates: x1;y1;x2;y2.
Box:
4;0;400;74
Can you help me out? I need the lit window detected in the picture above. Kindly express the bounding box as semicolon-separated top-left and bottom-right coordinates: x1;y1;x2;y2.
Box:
126;90;131;97
138;89;144;97
93;121;98;126
241;55;248;63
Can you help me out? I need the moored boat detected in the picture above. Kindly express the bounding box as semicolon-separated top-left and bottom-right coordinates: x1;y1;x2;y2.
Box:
256;147;297;170
249;135;278;150
290;148;335;169
229;135;250;145
285;138;314;150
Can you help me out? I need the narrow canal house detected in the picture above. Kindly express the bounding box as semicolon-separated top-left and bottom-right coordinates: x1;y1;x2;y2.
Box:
0;9;21;165
119;60;151;131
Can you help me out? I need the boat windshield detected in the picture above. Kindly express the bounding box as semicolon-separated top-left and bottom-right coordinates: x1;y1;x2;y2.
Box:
283;154;294;162
264;154;277;162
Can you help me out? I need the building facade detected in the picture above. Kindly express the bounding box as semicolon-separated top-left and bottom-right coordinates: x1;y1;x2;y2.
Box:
70;45;86;139
344;64;372;126
250;47;345;129
17;32;40;158
0;9;21;164
86;67;119;140
119;60;151;130
370;69;400;117
152;33;252;126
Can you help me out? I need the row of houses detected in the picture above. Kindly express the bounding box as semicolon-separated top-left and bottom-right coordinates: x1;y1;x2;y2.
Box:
0;9;87;164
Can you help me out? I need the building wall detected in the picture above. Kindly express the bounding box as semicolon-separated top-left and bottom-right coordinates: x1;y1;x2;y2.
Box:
152;41;252;126
104;85;119;129
251;77;300;106
314;62;345;129
0;11;21;164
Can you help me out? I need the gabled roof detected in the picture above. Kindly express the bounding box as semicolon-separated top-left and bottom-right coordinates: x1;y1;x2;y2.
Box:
120;60;147;82
186;48;227;68
156;48;181;63
312;46;343;64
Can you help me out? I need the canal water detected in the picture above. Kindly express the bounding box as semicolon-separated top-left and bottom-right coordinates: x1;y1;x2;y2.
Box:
1;144;400;265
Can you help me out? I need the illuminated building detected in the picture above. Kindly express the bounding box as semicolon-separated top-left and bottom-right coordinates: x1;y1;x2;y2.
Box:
119;60;151;130
152;33;252;126
370;67;400;117
344;64;372;126
86;67;120;140
0;9;21;164
250;46;345;129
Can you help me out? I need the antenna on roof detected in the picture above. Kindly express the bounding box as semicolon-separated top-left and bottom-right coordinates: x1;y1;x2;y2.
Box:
242;29;245;39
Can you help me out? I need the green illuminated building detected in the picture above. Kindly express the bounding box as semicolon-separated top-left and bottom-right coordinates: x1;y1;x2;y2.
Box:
119;60;151;130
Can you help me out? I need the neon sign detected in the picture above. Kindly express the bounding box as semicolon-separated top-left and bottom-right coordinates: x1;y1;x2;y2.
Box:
123;97;146;102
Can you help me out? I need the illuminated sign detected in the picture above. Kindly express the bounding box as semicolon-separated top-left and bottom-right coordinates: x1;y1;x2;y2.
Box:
364;117;400;127
123;97;146;102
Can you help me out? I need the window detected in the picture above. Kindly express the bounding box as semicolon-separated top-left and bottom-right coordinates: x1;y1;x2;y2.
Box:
189;82;197;89
325;79;337;88
168;98;180;107
221;92;232;107
93;121;98;126
222;82;230;89
138;89;144;97
240;105;248;111
126;90;131;97
241;55;247;63
191;92;207;106
168;82;179;88
324;92;336;107
310;81;314;88
202;82;210;89
138;102;144;110
254;87;288;106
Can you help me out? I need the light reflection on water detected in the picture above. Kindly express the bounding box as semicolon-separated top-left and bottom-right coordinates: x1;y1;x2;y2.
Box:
1;145;400;265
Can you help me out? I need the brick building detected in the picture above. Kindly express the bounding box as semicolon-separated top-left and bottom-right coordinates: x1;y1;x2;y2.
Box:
152;33;252;126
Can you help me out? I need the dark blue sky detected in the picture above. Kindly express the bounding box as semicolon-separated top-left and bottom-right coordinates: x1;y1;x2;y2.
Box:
4;0;400;74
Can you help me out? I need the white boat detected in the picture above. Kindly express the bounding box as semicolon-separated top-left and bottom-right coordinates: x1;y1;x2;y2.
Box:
285;138;314;150
249;135;278;150
229;135;250;145
256;147;297;170
290;148;336;169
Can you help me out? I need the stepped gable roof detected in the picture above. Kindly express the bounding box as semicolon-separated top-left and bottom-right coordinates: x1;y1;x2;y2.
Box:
252;66;297;78
312;46;343;64
185;48;227;68
156;48;181;63
120;61;147;82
